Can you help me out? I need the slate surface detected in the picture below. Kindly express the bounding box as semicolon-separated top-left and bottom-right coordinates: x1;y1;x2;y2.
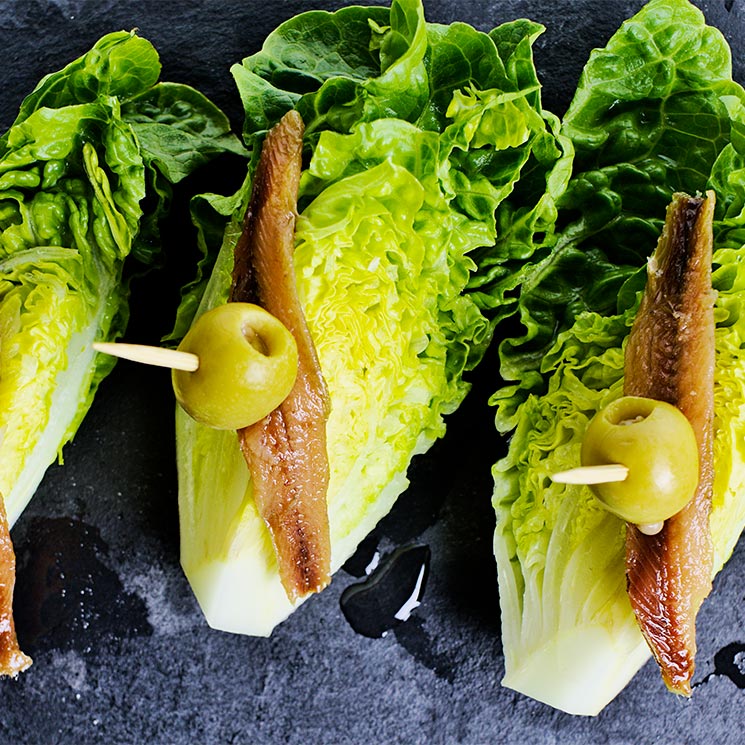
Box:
0;1;744;743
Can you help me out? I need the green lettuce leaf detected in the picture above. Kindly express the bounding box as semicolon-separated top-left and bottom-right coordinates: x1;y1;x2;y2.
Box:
496;0;745;416
175;0;571;635
493;308;647;716
232;1;426;138
0;31;243;525
491;0;745;715
123;82;247;183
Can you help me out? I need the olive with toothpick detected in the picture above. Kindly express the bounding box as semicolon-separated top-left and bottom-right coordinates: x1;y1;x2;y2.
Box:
579;396;699;531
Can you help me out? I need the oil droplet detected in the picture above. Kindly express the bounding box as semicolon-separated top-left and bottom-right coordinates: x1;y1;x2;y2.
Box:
696;642;745;689
713;643;745;688
339;544;430;638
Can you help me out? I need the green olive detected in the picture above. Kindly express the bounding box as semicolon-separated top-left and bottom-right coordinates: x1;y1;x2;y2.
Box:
172;302;298;430
580;396;699;526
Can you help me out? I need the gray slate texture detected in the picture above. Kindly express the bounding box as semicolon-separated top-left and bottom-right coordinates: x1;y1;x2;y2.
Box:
0;1;743;743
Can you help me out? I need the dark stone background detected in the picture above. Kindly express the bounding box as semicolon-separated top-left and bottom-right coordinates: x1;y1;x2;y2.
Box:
0;1;743;743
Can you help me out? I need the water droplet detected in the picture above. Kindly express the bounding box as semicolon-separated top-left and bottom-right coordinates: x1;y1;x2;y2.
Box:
364;552;381;576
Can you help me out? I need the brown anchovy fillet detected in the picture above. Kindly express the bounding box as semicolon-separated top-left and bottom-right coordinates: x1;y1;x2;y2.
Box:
624;191;716;695
0;495;31;675
230;110;331;602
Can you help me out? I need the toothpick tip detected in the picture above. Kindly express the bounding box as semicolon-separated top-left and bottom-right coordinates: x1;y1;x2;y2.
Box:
551;463;629;485
93;342;199;372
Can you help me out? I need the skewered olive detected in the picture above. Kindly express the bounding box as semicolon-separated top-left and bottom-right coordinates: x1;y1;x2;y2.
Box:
172;303;298;430
580;396;699;526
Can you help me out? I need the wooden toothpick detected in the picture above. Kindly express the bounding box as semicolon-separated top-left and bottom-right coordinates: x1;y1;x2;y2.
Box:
93;342;199;372
551;464;666;535
551;463;629;485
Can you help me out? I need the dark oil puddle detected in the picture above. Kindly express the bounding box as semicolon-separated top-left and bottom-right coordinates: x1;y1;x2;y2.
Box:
340;544;430;639
13;516;152;654
695;642;745;689
340;542;458;681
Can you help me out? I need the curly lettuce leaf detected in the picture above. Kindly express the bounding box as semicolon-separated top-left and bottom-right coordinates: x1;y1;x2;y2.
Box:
498;0;745;414
172;1;572;341
493;309;646;716
165;184;249;344
232;1;426;137
122;83;247;183
0;32;160;134
444;19;574;324
0;31;242;525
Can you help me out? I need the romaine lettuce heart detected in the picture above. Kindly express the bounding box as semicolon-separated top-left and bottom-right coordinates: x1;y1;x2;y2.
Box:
178;136;493;634
0;31;243;526
494;240;745;714
175;0;573;636
491;0;745;715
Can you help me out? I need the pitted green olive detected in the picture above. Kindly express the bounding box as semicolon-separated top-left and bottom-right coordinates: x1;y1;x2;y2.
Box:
172;303;298;430
580;396;699;526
